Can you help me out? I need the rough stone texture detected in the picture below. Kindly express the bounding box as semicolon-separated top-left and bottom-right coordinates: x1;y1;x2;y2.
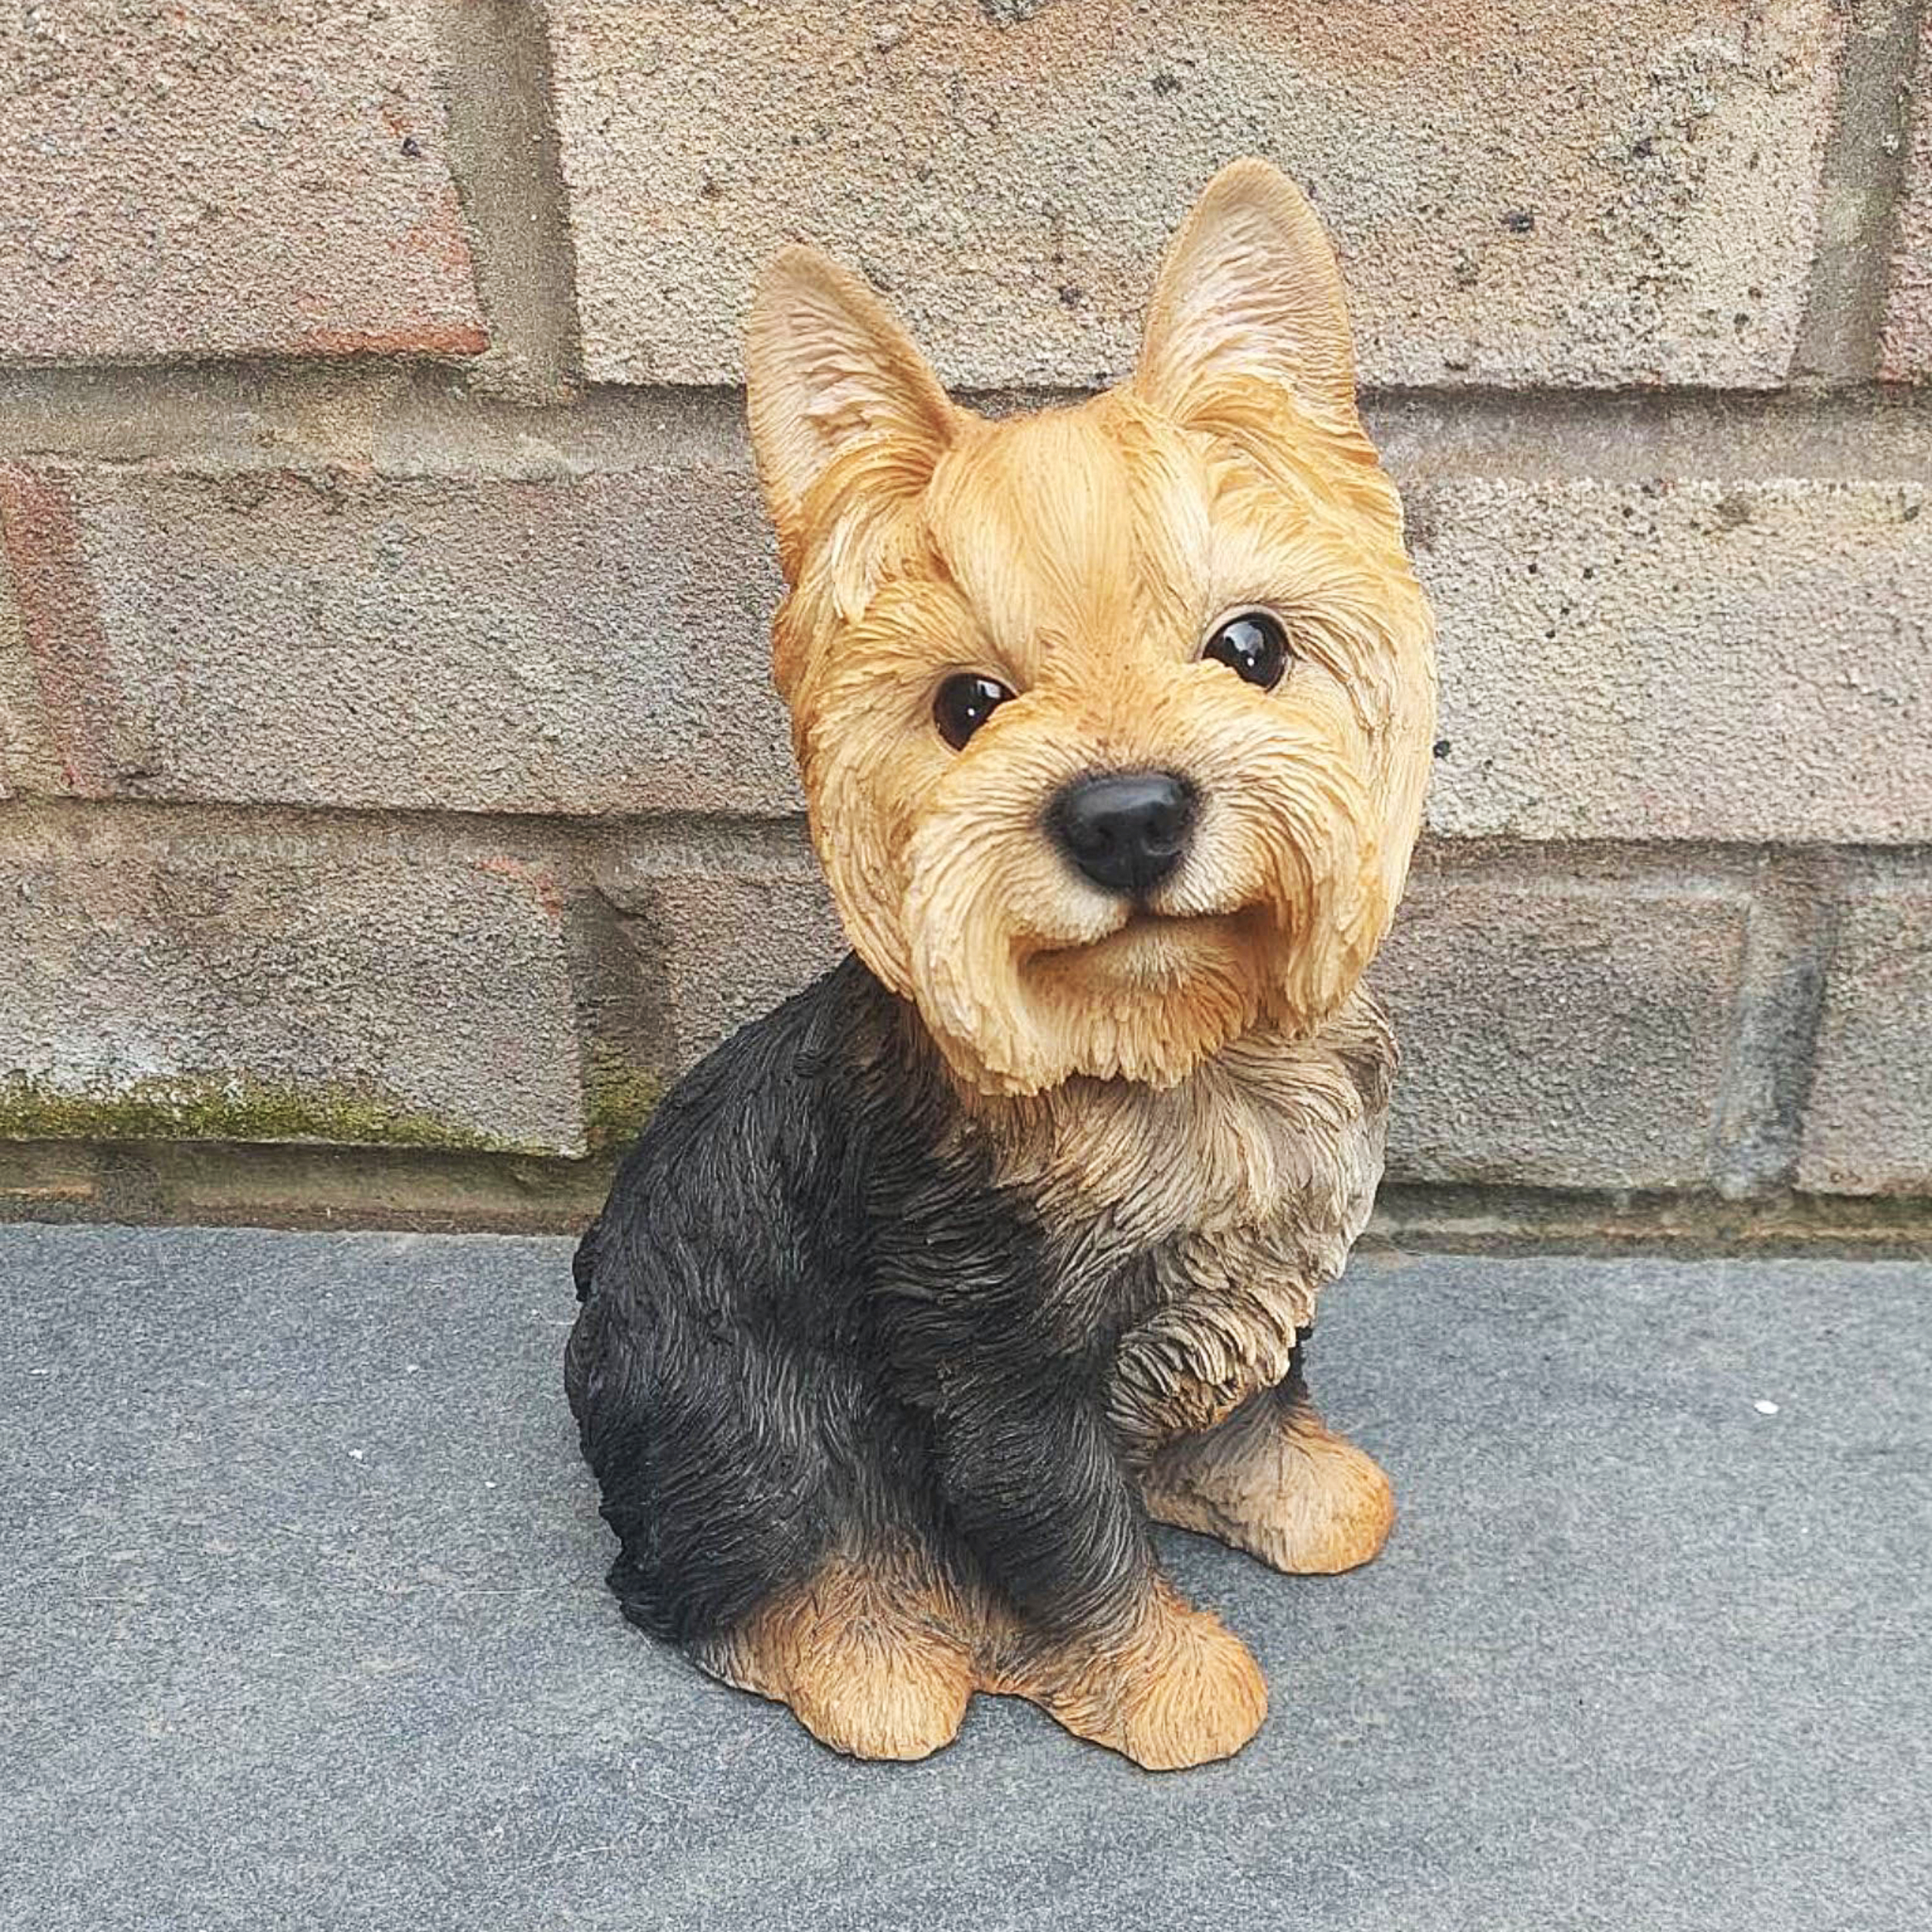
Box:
0;814;586;1155
1415;478;1932;844
547;0;1840;390
0;466;798;817
1879;22;1932;381
0;1140;97;1217
1371;870;1751;1190
0;2;485;366
0;0;1924;1204
5;1226;1930;1930
16;460;1930;852
0;461;136;797
1798;891;1932;1195
0;560;60;798
598;837;848;1075
434;0;580;401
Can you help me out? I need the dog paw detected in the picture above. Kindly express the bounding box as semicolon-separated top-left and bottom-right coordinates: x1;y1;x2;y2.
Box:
1241;1434;1394;1574
700;1556;978;1761
786;1640;974;1761
1009;1586;1268;1771
1106;1606;1269;1771
1145;1411;1395;1576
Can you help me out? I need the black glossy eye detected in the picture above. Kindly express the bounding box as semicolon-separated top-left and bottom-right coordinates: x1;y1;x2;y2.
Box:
933;672;1013;749
1202;610;1293;690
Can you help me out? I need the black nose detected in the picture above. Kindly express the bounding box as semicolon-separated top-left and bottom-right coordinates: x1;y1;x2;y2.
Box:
1046;770;1198;896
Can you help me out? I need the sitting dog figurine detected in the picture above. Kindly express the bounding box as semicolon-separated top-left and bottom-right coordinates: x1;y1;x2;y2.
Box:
567;159;1435;1770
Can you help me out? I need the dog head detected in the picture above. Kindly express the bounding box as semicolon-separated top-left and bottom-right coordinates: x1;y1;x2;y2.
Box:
746;160;1435;1097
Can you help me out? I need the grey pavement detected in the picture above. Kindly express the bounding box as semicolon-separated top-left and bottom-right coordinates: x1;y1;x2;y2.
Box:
2;1224;1927;1931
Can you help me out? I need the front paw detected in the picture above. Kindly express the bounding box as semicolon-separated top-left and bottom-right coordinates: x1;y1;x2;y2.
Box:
1109;1327;1275;1447
993;1581;1268;1771
1144;1401;1395;1576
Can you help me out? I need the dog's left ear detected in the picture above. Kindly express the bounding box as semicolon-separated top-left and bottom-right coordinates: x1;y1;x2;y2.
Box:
1136;159;1361;439
746;248;960;580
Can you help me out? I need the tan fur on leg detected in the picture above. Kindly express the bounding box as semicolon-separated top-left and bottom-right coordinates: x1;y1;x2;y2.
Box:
1143;1394;1395;1576
709;1552;1269;1770
981;1578;1267;1772
700;1552;978;1761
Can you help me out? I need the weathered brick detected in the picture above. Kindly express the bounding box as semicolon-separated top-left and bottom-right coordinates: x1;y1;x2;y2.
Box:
0;466;798;817
0;560;63;798
1415;479;1931;844
598;837;847;1075
1371;869;1750;1189
25;458;1930;843
1797;891;1932;1195
1880;23;1932;382
20;461;1926;846
0;464;134;796
0;2;485;365
547;0;1839;389
0;816;586;1155
0;1140;98;1216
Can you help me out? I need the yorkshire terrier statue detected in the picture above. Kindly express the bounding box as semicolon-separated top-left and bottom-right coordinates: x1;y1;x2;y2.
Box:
567;160;1436;1770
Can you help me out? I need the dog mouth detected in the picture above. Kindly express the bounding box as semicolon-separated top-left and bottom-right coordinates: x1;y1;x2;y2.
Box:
1029;905;1265;980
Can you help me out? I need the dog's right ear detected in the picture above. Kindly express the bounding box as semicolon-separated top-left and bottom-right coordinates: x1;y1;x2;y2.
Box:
1135;159;1361;441
746;248;960;581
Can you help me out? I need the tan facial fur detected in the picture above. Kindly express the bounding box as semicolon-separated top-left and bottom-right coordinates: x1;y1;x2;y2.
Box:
747;162;1435;1097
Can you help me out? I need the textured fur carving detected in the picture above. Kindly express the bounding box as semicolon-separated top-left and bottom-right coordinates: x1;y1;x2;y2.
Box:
568;161;1436;1769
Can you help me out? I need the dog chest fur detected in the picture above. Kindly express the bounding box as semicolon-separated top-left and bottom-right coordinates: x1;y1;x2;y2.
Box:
965;985;1396;1448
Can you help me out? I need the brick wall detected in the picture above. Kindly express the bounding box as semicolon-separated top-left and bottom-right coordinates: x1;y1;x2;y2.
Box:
2;0;1927;1238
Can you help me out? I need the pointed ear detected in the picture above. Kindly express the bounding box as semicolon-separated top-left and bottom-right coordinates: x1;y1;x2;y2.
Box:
1135;160;1361;436
745;247;959;577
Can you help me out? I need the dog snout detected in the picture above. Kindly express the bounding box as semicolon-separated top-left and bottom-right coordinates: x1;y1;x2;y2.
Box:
1045;770;1198;896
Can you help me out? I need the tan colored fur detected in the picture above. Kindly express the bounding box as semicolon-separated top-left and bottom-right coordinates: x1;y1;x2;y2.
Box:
737;160;1436;1768
749;163;1435;1101
962;984;1395;1450
698;1549;980;1762
705;1551;1267;1772
979;1575;1269;1772
1144;1395;1398;1577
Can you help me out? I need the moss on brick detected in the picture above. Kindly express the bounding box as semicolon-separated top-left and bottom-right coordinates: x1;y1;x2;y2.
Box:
582;1062;663;1156
0;1072;509;1152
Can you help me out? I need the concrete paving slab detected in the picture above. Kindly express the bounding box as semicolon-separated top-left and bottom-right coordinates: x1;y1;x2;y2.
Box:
2;1225;1927;1930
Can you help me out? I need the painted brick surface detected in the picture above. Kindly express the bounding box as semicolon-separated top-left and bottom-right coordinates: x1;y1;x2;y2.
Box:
1417;479;1932;844
0;1;485;365
1797;893;1932;1195
1;467;798;817
1371;871;1751;1190
1880;23;1932;382
548;0;1838;390
598;839;848;1075
0;817;586;1155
